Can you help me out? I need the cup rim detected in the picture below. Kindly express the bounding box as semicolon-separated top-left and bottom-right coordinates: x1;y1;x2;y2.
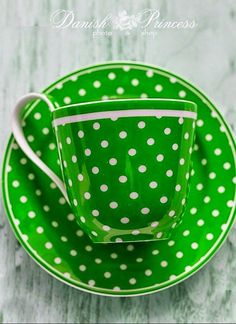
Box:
52;98;197;119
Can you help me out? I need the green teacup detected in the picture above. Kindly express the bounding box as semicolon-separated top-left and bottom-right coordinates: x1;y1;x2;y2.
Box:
12;95;197;243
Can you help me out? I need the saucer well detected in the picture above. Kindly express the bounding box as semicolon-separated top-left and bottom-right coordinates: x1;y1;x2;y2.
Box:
2;61;236;296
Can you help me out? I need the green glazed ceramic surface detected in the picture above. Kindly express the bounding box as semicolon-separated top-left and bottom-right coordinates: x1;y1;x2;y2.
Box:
2;62;236;296
53;99;197;243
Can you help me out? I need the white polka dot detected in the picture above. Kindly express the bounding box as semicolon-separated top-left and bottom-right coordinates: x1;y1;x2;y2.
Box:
179;90;186;98
79;265;86;271
161;261;168;267
67;213;75;221
160;196;168;204
138;165;147;173
129;192;139;199
45;242;53;249
140;93;148;98
35;189;42;196
20;196;27;203
100;184;108;192
132;230;140;235
156;232;163;238
179;158;185;165
141;207;150;215
119;131;127;139
205;134;213;141
121;217;129;224
197;119;204;127
145;269;152;276
218;186;225;193
111;253;118;259
138;121;146;129
92;209;99;217
34;112;41;120
131;78;139;86
178;117;184;125
223;162;231;170
120;264;127;270
119;175;127;183
147;138;155;145
78;89;86;96
168;210;175;217
76;230;84;237
85;148;91;156
12;180;20;188
116;87;124;94
93;122;100;130
84;192;91;200
95;258;102;264
214;148;222;156
201;159;207;165
80;217;85;224
128;148;136;156
190;207;197;215
93;80;101;88
156;154;164;162
36;226;44;234
197;219;204;226
146;69;154;77
191;242;199;250
206;233;214;240
129;278;136;285
172;143;178;150
27;135;34;142
164;128;171;135
166;170;173;177
54;257;61;264
70;250;77;256
168;240;175;246
221;224;227;231
149;181;158;189
227;200;234;208
152;249;159;255
175;184;181;192
101;140;109;148
77;173;84;181
92;167;99;174
108;72;116;80
64;96;71;104
42;127;49;135
88;280;95;287
109;158;117;166
85;245;93;252
78;130;84;138
127;244;134;251
209;172;216;179
204;196;211;203
176;251;183;259
196;183;203;191
110;201;118;209
185;173;190;180
155;84;163;92
183;230;190;236
20;158;27;165
184;132;189;140
59;197;66;205
73;199;78;206
212;209;219;217
232;177;236;184
151;221;159;228
103;225;111;231
71;155;77;163
66;137;71;144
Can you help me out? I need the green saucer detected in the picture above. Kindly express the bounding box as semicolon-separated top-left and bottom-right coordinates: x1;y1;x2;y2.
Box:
2;62;236;296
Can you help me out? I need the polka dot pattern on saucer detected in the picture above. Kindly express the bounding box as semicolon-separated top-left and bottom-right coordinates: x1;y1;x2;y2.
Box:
2;62;235;296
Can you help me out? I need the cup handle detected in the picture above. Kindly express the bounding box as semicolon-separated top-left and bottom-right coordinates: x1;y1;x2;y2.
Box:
12;92;69;203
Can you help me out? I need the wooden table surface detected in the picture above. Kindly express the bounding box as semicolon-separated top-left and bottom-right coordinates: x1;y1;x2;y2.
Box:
0;1;236;323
